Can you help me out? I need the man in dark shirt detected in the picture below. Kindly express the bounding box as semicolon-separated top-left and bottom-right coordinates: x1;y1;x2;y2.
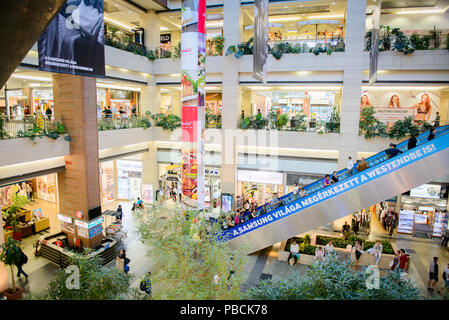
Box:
385;143;403;159
105;106;113;118
407;134;417;150
428;128;436;141
330;171;339;184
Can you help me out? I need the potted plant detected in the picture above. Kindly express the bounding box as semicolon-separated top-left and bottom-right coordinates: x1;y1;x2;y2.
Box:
3;194;28;241
274;113;289;130
0;238;23;300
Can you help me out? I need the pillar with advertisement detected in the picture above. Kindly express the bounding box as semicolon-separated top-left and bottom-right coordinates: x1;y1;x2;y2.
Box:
181;0;206;210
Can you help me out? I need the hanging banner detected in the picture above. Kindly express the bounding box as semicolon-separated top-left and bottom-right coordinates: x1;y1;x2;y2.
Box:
38;0;105;78
253;0;269;82
369;0;381;84
181;0;206;210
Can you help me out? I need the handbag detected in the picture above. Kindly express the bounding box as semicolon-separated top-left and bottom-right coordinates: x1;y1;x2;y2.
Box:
124;265;130;273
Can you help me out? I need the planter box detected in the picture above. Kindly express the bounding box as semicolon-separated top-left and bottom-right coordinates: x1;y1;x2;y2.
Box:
3;287;23;300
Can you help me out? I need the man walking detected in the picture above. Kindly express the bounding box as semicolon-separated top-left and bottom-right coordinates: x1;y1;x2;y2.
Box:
346;156;354;176
428;256;440;293
407;133;417;150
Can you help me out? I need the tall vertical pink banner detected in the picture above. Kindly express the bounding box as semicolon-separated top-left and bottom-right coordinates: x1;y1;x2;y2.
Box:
181;0;206;210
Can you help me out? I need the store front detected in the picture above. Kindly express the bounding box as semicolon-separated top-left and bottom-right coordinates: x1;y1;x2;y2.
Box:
397;183;448;238
237;169;284;206
1;173;58;242
116;160;142;201
285;173;324;193
97;88;139;117
158;163;221;208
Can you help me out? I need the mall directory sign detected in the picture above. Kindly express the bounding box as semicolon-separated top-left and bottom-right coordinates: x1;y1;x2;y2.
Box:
38;0;105;78
181;0;206;210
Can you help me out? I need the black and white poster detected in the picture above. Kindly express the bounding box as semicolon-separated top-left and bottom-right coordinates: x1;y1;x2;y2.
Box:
38;0;105;78
369;0;381;84
253;0;268;82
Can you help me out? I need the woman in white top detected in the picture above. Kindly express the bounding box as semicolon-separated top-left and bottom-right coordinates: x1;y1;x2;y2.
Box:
288;240;300;266
373;240;383;266
325;241;334;256
315;246;324;261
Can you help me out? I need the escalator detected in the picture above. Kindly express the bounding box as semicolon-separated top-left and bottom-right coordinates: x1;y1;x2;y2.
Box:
224;126;449;253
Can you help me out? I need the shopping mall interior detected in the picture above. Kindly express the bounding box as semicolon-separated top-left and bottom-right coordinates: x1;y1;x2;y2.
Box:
1;0;449;304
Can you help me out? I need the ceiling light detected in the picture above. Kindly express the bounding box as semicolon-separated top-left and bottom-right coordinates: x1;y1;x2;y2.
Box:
96;83;141;92
118;68;129;72
206;21;223;28
247;86;272;90
11;74;52;82
308;15;344;19
104;16;134;32
395;9;442;14
160;26;169;31
205;86;221;91
269;17;300;22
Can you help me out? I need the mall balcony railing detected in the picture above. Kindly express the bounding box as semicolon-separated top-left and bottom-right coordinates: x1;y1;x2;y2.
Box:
97;114;152;131
0;115;70;141
268;37;346;54
237;112;340;134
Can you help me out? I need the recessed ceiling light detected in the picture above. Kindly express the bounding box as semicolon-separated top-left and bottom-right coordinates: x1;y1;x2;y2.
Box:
300;4;303;7
332;2;336;4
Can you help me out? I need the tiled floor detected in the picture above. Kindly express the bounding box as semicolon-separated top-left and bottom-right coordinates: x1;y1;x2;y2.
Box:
8;199;449;299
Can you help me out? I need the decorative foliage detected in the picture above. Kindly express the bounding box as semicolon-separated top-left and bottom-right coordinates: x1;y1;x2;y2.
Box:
225;37;254;59
359;106;388;139
136;206;247;300
315;235;394;254
150;112;181;131
97;114;152;131
388;116;421;140
29;253;132;300
0;238;23;294
3;194;29;232
246;253;421;300
325;106;341;133
205;109;222;128
391;28;415;55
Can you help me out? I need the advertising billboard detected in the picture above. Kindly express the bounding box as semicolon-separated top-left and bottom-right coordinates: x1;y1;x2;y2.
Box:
38;0;105;77
253;0;269;82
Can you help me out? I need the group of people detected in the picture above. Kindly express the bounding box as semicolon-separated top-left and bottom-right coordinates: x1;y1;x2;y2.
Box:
156;184;181;204
101;105;138;119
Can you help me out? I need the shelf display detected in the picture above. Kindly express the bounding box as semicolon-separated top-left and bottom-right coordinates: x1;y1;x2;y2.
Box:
397;209;414;234
432;211;448;238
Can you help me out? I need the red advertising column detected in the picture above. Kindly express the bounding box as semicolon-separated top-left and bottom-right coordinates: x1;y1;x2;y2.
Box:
181;0;206;210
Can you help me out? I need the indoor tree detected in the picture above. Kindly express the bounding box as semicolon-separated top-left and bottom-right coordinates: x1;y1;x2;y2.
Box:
0;238;23;298
246;253;422;300
29;253;132;300
359;106;387;139
136;206;247;300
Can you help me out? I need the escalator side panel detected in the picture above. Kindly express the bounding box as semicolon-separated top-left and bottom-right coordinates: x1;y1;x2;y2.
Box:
229;142;449;253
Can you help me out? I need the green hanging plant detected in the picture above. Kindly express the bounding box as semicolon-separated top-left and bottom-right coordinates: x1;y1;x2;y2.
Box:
325;106;340;133
359;106;388;139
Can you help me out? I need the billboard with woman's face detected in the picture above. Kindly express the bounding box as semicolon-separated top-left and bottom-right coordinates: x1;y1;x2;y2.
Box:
360;89;440;129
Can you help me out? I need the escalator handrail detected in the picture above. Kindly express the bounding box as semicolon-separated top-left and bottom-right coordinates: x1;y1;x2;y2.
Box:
236;125;449;225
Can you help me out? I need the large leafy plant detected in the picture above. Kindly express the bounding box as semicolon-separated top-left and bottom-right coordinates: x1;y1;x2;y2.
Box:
3;194;29;232
359;106;387;139
325;106;341;133
246;253;421;300
0;238;23;295
150;112;181;131
388;116;421;140
29;253;132;300
225;37;254;58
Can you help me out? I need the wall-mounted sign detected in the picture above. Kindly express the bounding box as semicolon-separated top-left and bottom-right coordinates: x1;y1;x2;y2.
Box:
89;224;103;238
410;184;441;199
160;33;171;43
75;220;88;229
76;225;89;238
88;216;104;229
237;170;283;185
58;214;73;224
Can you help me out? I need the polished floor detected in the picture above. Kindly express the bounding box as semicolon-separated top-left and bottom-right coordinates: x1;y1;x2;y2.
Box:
7;198;449;299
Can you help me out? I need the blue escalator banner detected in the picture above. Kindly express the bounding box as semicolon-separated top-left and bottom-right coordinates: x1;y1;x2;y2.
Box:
223;138;448;241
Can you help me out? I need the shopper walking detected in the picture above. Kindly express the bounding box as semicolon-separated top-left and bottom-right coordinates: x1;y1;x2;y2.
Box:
323;175;331;187
427;256;440;293
434;112;440;127
354;240;363;265
398;249;409;272
288;240;300;266
116;204;123;221
15;247;28;281
408;133;418;150
373;240;383;266
330;171;339;184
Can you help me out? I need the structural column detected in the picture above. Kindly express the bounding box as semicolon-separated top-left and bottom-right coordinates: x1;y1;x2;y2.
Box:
0;226;8;292
140;10;160;51
220;0;243;197
140;76;160;114
141;141;159;200
338;0;367;168
53;74;102;249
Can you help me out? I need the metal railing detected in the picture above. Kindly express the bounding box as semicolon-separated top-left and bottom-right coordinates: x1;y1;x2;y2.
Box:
0;115;57;139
